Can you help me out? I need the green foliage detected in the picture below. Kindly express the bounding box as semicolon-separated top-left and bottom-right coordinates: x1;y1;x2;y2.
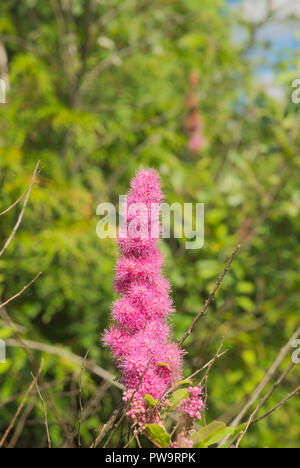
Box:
168;388;190;410
191;421;227;448
145;394;159;407
0;0;300;448
190;421;246;448
145;424;171;448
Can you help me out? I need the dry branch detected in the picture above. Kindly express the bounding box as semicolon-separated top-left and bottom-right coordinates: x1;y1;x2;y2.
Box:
251;384;300;424
178;245;240;346
230;323;300;428
6;338;122;390
0;161;40;258
0;273;42;311
0;361;43;448
0;189;28;217
31;370;52;448
90;403;123;449
77;350;89;448
235;362;296;447
219;322;300;447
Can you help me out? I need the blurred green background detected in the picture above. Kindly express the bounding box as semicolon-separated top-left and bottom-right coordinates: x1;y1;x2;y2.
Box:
0;0;300;448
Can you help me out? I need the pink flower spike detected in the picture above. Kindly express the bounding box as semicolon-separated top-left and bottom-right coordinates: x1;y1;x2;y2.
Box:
103;168;183;426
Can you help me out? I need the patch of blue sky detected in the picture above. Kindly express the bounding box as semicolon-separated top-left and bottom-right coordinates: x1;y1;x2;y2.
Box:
227;0;300;68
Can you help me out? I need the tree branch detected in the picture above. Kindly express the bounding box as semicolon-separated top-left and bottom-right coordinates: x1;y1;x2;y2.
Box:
230;323;300;428
219;322;300;447
31;368;52;449
0;361;43;449
235;361;296;448
0;161;40;258
178;245;240;347
251;384;300;425
0;189;28;217
0;273;42;311
6;338;123;390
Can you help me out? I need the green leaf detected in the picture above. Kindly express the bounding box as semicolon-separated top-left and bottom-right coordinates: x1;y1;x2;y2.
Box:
175;379;193;387
145;424;171;448
205;427;236;446
168;388;189;409
145;394;159;407
219;424;247;448
191;421;226;448
236;296;254;312
156;362;171;371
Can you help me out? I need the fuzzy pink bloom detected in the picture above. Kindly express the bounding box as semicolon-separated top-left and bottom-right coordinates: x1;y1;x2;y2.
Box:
188;133;206;152
179;386;204;421
104;168;183;423
103;326;133;359
185;70;206;154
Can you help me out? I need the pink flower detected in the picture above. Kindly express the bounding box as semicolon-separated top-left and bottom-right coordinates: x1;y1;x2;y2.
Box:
103;168;183;424
185;70;206;154
179;386;204;421
171;433;194;448
188;133;206;152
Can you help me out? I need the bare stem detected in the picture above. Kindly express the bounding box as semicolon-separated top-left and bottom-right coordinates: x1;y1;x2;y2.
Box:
31;364;52;449
0;161;40;258
178;245;240;347
0;361;44;449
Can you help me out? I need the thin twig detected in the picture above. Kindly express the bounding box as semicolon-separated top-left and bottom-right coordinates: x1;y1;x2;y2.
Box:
199;337;226;386
0;273;42;310
178;245;240;347
0;189;28;217
219;323;300;447
230;323;300;428
7;398;36;449
0;161;40;258
31;364;52;449
0;361;43;448
124;427;139;448
6;338;122;389
251;385;300;424
77;350;89;447
235;362;296;448
80;381;110;422
0;161;74;447
1;314;75;447
230;384;300;448
102;358;154;448
135;435;142;448
188;349;229;382
91;358;153;449
127;357;153;409
90;403;123;449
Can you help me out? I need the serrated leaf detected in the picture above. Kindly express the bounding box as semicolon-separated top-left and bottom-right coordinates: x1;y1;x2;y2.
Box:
145;424;171;448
